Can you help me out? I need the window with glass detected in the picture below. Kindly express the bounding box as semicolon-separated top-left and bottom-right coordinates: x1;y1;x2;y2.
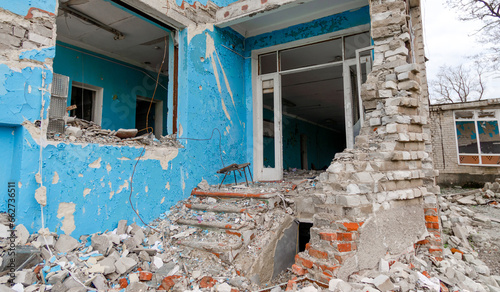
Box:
455;109;500;166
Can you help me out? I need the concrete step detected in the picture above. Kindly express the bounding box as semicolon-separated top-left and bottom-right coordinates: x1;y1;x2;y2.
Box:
191;188;276;199
184;203;266;214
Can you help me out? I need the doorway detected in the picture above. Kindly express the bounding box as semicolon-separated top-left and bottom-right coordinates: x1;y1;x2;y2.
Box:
253;30;373;180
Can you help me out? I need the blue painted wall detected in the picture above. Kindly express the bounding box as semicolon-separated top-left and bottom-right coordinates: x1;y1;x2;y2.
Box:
53;42;169;134
175;0;237;8
0;1;371;237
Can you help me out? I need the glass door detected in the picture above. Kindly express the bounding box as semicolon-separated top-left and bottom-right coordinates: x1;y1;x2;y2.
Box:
255;74;282;181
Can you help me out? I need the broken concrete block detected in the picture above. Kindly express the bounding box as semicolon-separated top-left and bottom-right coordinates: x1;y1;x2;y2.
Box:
115;129;138;139
373;275;395;291
91;234;112;254
98;256;117;274
91;274;107;290
117;220;127;235
329;279;352;292
217;282;232;292
65;126;83;137
115;257;137;275
55;234;80;253
125;282;147;292
15;224;30;245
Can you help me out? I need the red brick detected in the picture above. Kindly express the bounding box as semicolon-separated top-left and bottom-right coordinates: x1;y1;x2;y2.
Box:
295;255;313;269
440;282;449;292
450;248;463;254
425;215;439;223
338;232;355;241
159;276;181;290
139;271;152;281
261;0;268;3
429;247;443;254
309;248;328;260
342;222;360;231
224;11;229;17
241;5;248;10
226;230;242;237
119;278;128;288
291;264;307;276
286;280;296;291
320;232;337;241
199;276;217;288
337;243;352;252
425;223;439;229
305;243;311;250
416;239;430;245
422;271;430;278
316;263;339;273
231;289;239;292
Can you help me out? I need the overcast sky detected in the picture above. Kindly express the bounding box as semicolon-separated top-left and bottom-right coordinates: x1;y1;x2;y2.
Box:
422;0;500;101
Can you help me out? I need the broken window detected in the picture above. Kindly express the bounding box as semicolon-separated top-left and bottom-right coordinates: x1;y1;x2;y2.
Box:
455;109;500;165
70;84;96;122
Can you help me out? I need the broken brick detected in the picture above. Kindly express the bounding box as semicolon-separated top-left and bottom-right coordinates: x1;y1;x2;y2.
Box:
199;276;217;288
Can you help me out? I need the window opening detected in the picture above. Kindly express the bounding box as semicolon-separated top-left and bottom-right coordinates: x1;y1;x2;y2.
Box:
70;85;95;122
455;109;500;166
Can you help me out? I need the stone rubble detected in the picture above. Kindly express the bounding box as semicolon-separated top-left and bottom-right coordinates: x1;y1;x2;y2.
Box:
0;179;498;291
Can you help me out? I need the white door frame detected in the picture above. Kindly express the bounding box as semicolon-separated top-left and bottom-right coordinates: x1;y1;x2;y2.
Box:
255;73;283;181
251;25;371;181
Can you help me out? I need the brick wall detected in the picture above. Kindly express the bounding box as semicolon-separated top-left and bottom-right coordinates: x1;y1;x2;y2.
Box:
430;105;500;186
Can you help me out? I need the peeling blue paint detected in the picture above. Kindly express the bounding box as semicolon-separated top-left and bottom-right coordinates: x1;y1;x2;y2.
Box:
245;6;370;53
0;0;56;16
20;47;56;62
1;1;372;237
175;0;237;8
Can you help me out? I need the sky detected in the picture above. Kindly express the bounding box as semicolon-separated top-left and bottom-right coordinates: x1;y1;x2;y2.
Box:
421;0;500;101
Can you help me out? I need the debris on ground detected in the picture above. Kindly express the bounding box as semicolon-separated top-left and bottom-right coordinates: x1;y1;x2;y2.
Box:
1;177;499;291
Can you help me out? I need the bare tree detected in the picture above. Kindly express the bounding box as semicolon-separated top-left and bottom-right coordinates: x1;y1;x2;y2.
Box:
430;61;486;104
446;0;500;61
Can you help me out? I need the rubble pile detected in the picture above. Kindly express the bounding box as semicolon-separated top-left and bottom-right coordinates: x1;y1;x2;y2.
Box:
0;188;293;291
45;118;183;148
1;179;499;292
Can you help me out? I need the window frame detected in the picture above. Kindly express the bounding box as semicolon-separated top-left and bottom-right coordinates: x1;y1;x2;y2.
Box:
70;81;103;126
454;109;500;166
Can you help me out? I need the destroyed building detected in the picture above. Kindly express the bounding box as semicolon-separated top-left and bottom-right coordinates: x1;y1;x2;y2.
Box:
430;99;500;187
0;0;443;286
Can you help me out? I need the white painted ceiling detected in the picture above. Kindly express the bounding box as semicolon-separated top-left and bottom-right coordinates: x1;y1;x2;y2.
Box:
226;0;369;38
56;0;170;73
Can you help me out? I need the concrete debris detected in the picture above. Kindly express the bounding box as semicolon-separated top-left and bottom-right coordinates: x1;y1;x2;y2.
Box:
45;117;183;147
1;179;498;292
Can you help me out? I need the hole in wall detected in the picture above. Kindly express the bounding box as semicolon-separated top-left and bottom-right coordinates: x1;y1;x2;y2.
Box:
298;221;313;252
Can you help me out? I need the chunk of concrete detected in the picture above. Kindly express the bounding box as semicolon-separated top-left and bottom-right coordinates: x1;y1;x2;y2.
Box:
117;220;127;235
65;126;83;138
91;234;112;254
115;257;137;275
91;274;107;290
15;224;30;245
373;275;395;291
115;129;138;139
98;256;116;274
55;234;80;253
217;283;232;292
125;282;148;292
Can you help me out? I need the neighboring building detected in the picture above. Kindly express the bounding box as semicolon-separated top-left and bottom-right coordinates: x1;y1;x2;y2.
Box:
0;0;441;279
430;99;500;187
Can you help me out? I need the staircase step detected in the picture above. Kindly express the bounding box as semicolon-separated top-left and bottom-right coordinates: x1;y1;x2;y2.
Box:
192;189;275;199
185;203;266;214
176;219;246;230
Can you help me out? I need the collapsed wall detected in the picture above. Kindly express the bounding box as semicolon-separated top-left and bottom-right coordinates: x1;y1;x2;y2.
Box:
292;0;442;281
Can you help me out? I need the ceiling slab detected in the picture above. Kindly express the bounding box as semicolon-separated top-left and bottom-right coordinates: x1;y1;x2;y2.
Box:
56;0;170;73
